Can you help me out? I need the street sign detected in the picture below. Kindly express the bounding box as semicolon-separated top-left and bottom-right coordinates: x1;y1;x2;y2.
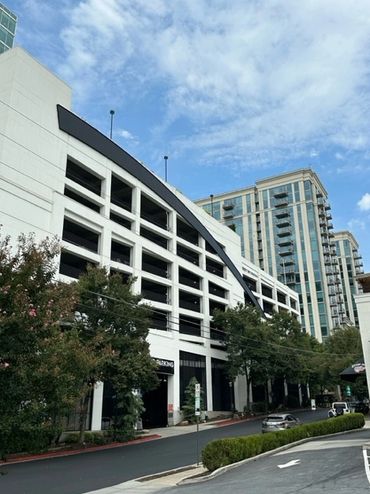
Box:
195;383;201;416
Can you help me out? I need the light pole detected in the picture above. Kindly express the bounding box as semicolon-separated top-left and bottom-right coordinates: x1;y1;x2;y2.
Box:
210;194;214;217
109;110;115;140
164;155;168;182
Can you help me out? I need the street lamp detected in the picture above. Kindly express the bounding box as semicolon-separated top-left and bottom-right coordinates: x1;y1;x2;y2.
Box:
210;194;214;217
109;110;115;140
164;155;168;182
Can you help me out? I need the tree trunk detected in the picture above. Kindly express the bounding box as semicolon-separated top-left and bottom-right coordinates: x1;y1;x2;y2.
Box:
78;392;90;444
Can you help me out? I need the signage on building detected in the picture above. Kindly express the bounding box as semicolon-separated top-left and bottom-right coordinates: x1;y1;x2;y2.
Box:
154;358;175;375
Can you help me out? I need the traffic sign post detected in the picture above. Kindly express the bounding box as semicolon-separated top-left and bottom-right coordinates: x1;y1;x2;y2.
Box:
195;383;201;465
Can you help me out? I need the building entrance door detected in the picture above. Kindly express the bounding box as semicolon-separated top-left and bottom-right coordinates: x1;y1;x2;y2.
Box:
142;374;168;428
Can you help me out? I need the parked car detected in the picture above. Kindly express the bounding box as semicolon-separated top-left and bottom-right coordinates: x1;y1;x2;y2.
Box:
327;401;351;417
348;401;370;415
262;414;301;433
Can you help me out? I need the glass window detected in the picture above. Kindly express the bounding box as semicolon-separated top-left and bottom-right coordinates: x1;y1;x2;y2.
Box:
304;180;312;201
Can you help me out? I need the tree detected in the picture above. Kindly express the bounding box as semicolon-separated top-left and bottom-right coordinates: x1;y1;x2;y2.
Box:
322;325;364;396
212;303;271;411
74;266;158;441
182;377;204;423
0;233;87;451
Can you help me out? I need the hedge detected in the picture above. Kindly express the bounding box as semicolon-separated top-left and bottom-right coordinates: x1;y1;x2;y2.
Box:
0;425;61;459
202;413;365;471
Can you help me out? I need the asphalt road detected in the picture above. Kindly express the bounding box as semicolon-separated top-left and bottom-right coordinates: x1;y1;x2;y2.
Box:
166;428;370;494
0;409;327;494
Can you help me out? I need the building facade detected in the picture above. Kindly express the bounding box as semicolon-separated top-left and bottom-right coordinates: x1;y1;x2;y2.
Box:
0;3;16;54
0;48;300;430
334;231;364;326
196;169;351;341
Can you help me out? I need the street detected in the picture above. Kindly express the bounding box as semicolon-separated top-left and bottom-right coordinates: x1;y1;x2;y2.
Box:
165;428;370;494
0;409;327;494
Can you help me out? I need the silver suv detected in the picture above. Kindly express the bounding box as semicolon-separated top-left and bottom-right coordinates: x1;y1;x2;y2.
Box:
262;413;301;433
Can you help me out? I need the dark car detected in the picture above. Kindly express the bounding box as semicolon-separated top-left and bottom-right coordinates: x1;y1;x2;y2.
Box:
348;401;370;414
262;413;301;433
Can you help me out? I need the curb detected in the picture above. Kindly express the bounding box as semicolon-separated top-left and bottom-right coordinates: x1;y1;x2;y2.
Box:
178;426;368;485
0;434;161;466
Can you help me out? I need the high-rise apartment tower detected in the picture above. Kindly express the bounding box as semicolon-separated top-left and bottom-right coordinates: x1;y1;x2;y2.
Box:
0;3;16;54
334;231;364;326
196;169;357;341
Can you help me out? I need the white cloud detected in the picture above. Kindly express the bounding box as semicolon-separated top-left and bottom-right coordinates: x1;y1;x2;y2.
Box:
118;129;136;141
358;193;370;211
56;0;370;164
348;218;366;231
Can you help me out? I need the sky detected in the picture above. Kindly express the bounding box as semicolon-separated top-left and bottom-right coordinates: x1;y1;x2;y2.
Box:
7;0;370;271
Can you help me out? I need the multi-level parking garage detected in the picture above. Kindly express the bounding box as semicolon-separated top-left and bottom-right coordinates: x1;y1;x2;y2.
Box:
0;48;300;429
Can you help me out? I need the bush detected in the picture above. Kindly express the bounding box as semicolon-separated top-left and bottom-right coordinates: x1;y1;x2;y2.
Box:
0;425;61;459
202;413;365;471
252;402;268;413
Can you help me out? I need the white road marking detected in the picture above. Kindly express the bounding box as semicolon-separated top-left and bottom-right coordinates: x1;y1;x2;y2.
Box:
277;459;301;469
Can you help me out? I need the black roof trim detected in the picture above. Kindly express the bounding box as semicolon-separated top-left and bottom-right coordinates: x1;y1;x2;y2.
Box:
57;104;263;313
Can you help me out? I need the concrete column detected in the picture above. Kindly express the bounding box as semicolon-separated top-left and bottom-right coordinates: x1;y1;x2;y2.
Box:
206;355;213;412
90;382;104;431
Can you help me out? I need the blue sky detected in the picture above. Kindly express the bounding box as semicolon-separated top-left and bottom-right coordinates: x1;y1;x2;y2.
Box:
8;0;370;271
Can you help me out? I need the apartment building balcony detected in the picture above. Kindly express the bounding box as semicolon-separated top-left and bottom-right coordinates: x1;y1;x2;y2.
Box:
355;259;363;267
274;198;289;207
324;256;332;265
356;267;365;275
276;218;291;228
281;257;294;266
273;189;288;198
329;298;337;306
322;238;329;246
327;221;333;229
279;248;294;257
275;209;290;219
223;203;234;211
277;228;292;237
278;238;293;247
223;212;234;219
326;212;332;220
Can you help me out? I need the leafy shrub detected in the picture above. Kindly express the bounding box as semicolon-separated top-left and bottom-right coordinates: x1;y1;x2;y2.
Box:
252;402;268;413
64;433;79;444
0;425;61;459
202;413;364;471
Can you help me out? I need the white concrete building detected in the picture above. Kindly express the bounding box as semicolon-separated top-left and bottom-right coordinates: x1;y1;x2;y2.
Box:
0;48;300;429
355;274;370;399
